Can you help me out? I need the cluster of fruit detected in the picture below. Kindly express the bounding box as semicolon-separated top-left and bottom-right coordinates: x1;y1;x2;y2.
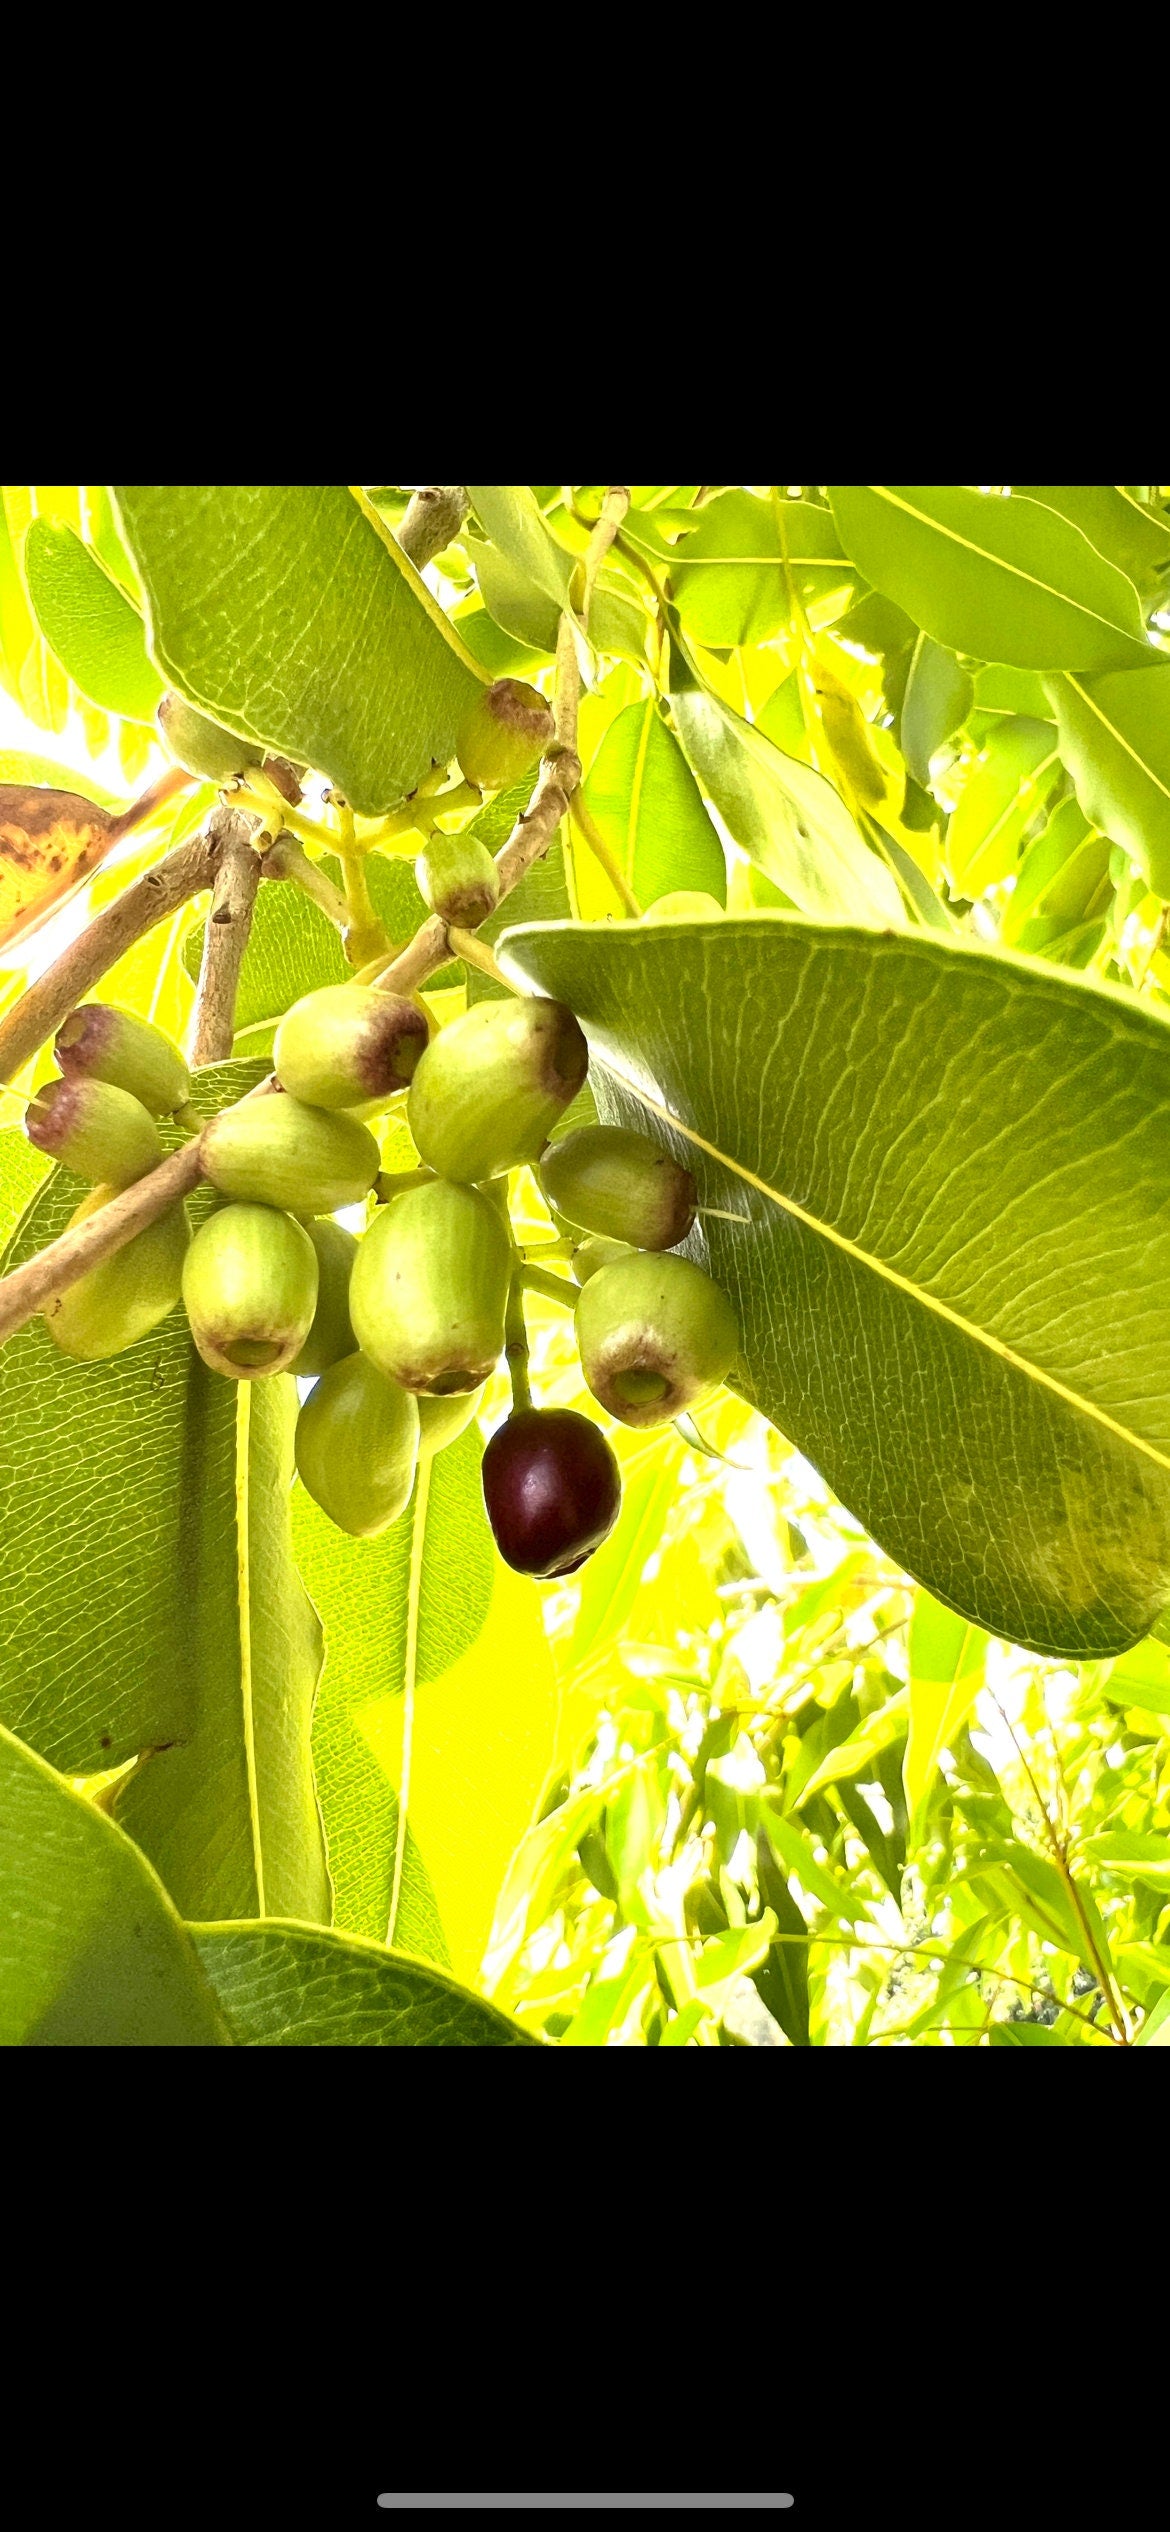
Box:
24;978;738;1589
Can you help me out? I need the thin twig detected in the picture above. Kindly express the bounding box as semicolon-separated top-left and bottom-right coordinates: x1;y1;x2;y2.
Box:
505;1270;532;1412
0;1140;206;1345
259;833;350;929
0;825;217;1085
446;927;512;989
396;486;471;573
189;808;261;1066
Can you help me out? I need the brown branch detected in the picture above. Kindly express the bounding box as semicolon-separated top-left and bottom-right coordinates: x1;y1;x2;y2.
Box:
104;764;193;848
0;826;218;1085
0;1140;206;1347
189;808;261;1066
396;486;470;572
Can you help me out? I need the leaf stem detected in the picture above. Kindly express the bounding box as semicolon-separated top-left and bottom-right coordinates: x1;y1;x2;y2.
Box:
446;928;513;990
259;833;350;930
505;1269;532;1412
519;1262;578;1309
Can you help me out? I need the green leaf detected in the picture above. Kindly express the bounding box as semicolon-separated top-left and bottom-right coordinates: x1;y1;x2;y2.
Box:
0;1721;231;2046
666;491;848;647
904;1592;988;1840
22;518;163;722
111;486;486;816
1098;1634;1170;1714
500;916;1170;1657
899;635;974;787
1080;1828;1170;1888
0;1128;47;1250
827;486;1152;672
795;1690;908;1803
0;746;118;806
1015;486;1170;601
451;598;549;679
293;1424;558;1983
467;487;646;665
668;669;905;926
0;1060;329;1925
758;1801;869;1924
946;718;1063;894
1044;665;1170;899
1000;799;1111;944
988;2019;1069;2046
580;699;726;908
971;664;1054;721
190;1920;537;2046
1134;1986;1170;2045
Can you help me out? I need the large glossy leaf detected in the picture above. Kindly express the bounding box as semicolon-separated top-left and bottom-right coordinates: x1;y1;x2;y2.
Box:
1000;799;1112;947
22;519;163;722
293;1423;558;1982
0;1722;231;2045
501;916;1170;1657
663;491;848;647
668;657;905;926
903;1592;988;1841
827;486;1152;672
1015;486;1170;601
899;635;974;788
111;486;486;817
191;1920;538;2046
1044;665;1170;898
579;698;726;909
0;1059;330;1924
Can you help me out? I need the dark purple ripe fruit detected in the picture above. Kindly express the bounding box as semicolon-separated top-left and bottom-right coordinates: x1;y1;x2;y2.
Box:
482;1407;621;1579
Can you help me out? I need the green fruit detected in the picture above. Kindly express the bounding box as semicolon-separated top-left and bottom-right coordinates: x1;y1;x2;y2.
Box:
349;1179;511;1395
182;1202;318;1377
575;1250;740;1428
455;678;554;792
571;1234;637;1285
288;1219;358;1376
415;832;500;930
643;890;725;920
295;1352;420;1536
26;1075;164;1187
201;1092;380;1214
417;1385;484;1458
539;1126;696;1250
273;985;429;1115
157;692;264;785
54;1002;191;1116
42;1187;190;1361
407;997;588;1182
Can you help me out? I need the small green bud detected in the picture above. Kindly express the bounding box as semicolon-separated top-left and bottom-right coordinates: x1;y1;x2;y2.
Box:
26;1076;164;1187
643;890;725;920
42;1187;190;1361
182;1202;318;1377
540;1126;696;1251
295;1351;420;1537
54;1002;191;1116
201;1091;380;1215
273;985;429;1115
288;1219;358;1376
156;692;264;785
575;1250;740;1428
349;1179;511;1395
455;678;554;792
571;1234;637;1285
416;1385;484;1459
415;832;500;930
407;997;588;1182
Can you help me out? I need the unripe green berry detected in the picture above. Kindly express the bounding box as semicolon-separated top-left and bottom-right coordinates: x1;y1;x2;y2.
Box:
295;1351;420;1536
157;691;264;785
55;1002;190;1116
349;1179;510;1395
643;890;725;920
417;1385;484;1459
415;832;500;930
26;1075;164;1187
455;678;554;792
407;997;588;1183
539;1126;696;1251
202;1091;380;1215
288;1219;358;1376
182;1202;318;1377
273;984;429;1116
575;1250;740;1428
42;1187;190;1361
571;1234;637;1285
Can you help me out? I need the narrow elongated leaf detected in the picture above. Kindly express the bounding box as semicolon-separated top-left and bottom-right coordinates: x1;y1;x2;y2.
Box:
1080;1829;1170;1888
946;717;1062;895
828;486;1151;671
580;698;726;908
1044;664;1170;898
191;1921;537;2046
0;1722;231;2045
293;1424;558;1982
111;486;486;816
22;518;163;721
501;916;1170;1656
0;1060;329;1924
899;635;974;787
904;1592;988;1838
1098;1635;1170;1714
669;672;905;926
1000;798;1110;943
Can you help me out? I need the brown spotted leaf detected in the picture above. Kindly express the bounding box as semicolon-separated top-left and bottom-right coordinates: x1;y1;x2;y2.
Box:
0;784;116;954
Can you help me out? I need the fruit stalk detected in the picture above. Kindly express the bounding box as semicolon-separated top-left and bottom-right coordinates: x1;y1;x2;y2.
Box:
504;1270;532;1413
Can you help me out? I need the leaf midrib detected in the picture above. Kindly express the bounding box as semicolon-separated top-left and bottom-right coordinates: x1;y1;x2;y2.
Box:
1062;673;1170;807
